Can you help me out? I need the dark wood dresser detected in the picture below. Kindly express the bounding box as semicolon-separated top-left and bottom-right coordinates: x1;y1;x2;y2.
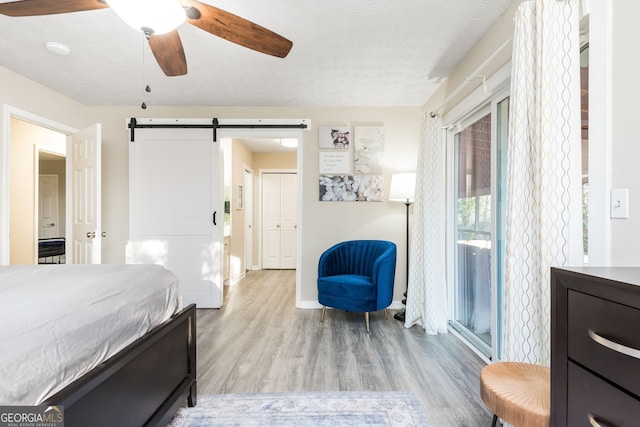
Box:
551;267;640;426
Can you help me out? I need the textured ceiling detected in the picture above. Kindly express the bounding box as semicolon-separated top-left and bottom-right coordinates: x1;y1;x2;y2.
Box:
0;0;514;107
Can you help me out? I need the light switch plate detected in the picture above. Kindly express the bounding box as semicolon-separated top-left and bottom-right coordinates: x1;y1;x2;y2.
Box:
611;188;629;219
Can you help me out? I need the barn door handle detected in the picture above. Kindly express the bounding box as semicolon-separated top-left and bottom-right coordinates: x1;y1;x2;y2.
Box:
213;211;217;226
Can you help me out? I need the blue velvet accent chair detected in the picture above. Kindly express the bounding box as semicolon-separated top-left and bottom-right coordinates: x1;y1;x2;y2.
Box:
317;240;397;332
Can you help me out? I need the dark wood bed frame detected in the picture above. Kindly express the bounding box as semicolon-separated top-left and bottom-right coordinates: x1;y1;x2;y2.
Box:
42;303;197;427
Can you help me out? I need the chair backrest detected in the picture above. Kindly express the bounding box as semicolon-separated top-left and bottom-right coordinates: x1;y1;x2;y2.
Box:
319;240;396;278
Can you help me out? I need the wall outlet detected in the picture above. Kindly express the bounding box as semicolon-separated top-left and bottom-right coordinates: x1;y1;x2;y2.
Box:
610;188;629;219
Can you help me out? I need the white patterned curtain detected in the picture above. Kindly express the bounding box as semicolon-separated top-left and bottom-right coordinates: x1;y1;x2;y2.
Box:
404;112;448;334
502;0;583;365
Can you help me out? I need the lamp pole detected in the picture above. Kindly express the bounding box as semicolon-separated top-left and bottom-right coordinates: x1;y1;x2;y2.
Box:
388;172;416;324
394;199;411;322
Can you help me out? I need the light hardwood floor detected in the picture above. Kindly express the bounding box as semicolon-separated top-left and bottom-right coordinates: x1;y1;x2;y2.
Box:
195;269;493;426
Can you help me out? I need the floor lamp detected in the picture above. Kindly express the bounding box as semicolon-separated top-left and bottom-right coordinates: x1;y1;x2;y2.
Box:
388;173;416;323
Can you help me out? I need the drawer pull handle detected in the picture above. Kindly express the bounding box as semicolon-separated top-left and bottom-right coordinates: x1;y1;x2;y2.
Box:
588;329;640;360
588;412;609;427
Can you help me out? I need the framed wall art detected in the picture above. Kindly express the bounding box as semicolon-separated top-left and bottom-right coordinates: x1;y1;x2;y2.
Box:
236;184;244;209
319;175;384;202
354;126;385;173
319;151;351;174
319;126;350;149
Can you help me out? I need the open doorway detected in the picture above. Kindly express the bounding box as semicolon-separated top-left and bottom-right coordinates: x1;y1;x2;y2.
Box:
2;106;102;266
221;135;300;285
8;117;66;265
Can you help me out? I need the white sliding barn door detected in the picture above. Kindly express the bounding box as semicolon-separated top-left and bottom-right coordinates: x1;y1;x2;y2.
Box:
69;124;101;264
128;127;223;308
262;172;297;269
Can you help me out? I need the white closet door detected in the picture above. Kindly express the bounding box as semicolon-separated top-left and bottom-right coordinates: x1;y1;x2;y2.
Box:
280;173;297;269
261;173;297;269
128;128;223;308
262;173;281;269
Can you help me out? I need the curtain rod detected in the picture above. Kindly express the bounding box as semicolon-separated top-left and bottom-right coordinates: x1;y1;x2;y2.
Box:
127;117;309;142
429;37;513;117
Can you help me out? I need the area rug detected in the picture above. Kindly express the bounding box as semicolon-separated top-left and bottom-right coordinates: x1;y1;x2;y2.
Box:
167;391;430;427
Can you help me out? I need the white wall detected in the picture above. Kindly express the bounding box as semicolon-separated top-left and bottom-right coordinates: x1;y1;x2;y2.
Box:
0;70;420;305
84;106;420;306
609;1;640;265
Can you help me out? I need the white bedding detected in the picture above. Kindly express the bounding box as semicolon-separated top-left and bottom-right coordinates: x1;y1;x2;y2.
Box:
0;264;182;405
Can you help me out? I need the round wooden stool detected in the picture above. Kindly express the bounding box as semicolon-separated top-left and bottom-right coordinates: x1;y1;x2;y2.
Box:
480;362;550;427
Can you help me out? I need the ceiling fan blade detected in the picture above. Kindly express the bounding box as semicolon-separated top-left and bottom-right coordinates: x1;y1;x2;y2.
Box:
0;0;108;17
181;0;292;58
148;30;188;77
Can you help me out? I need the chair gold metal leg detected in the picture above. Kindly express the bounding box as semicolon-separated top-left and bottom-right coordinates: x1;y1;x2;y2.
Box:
321;306;326;322
365;312;370;333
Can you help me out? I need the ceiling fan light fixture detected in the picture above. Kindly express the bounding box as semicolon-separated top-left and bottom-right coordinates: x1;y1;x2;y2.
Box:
107;0;186;35
279;138;298;148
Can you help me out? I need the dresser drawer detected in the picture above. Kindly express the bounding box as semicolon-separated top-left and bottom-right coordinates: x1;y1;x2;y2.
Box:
567;362;640;426
568;290;640;397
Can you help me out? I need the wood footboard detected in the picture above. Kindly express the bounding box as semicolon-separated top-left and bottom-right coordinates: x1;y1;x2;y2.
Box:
43;304;197;427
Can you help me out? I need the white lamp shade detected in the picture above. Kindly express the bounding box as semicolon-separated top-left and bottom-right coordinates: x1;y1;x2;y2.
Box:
108;0;186;35
389;172;416;202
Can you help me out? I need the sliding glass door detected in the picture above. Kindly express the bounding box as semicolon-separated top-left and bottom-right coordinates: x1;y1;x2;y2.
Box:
450;95;509;359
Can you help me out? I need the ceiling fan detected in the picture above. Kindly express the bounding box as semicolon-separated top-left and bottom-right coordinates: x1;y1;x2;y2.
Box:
0;0;293;77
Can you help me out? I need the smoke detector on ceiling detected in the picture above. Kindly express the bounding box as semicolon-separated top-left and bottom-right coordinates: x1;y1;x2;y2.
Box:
45;42;71;56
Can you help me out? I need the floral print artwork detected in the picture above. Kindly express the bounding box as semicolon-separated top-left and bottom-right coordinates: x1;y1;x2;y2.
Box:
319;175;384;202
354;126;385;174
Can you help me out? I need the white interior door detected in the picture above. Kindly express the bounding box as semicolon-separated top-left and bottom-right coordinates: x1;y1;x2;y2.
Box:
244;168;253;270
128;127;223;308
69;124;101;264
280;173;297;269
38;174;59;239
262;173;281;269
262;172;297;269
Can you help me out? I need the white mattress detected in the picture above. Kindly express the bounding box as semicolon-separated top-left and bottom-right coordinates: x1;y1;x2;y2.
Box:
0;264;182;405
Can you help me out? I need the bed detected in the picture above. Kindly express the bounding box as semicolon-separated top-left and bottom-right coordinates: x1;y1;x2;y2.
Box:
38;237;66;264
0;264;197;427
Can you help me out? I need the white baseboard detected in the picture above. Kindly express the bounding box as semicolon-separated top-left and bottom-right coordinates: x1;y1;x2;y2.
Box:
297;300;323;309
228;271;246;286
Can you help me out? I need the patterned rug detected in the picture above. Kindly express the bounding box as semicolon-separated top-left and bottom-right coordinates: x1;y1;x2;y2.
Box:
167;391;430;427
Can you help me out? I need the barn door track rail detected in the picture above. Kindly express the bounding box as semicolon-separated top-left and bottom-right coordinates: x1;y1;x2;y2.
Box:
127;118;309;142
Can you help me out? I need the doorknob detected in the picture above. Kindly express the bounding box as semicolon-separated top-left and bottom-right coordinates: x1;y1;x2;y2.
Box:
47;222;55;227
101;232;107;238
86;231;96;239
